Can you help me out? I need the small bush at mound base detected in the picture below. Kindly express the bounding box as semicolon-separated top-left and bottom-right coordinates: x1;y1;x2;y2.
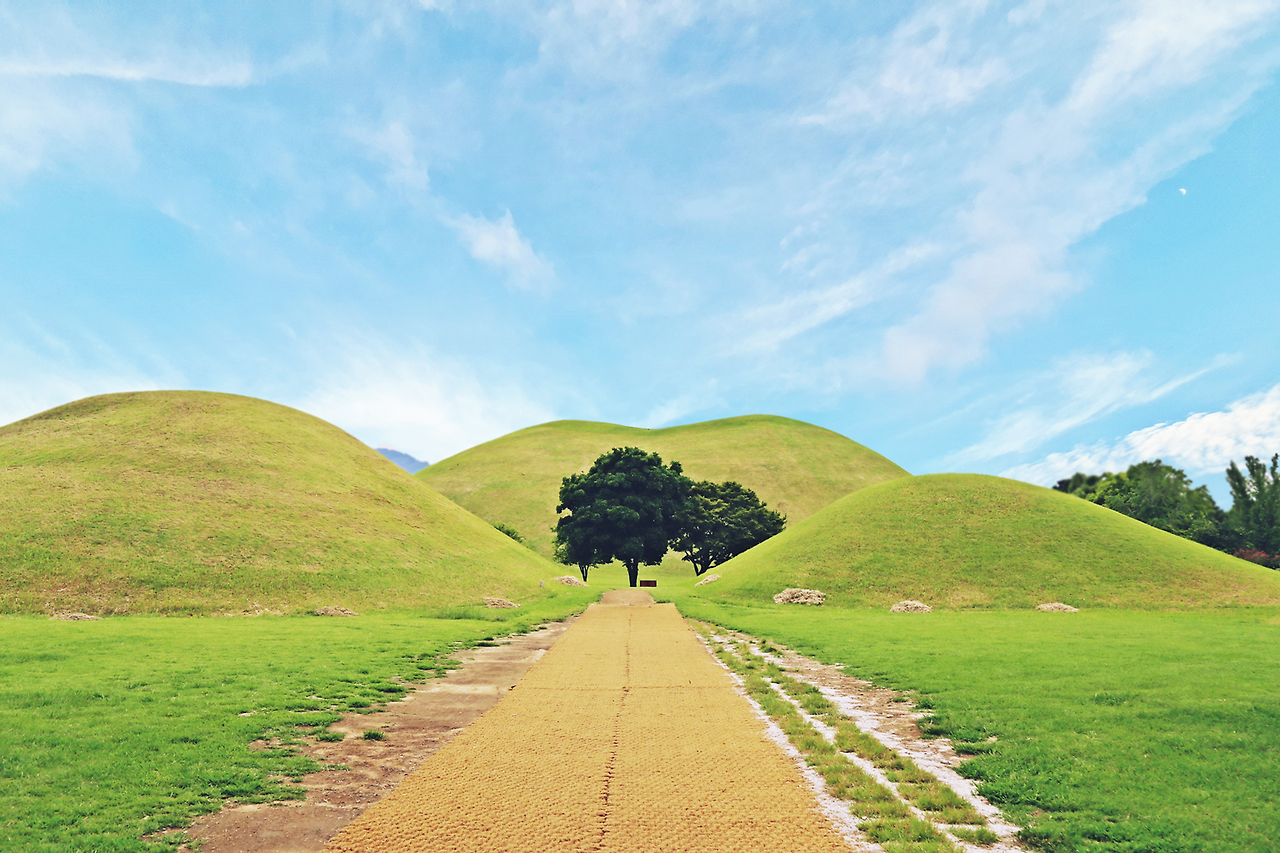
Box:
773;588;825;605
1036;602;1079;612
889;600;932;613
484;597;519;609
554;575;588;586
695;573;721;586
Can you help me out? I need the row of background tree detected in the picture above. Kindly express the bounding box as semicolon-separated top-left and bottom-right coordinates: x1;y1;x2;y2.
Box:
1053;453;1280;569
552;446;786;586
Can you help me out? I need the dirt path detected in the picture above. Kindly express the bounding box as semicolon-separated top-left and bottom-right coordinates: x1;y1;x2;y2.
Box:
183;618;575;853
323;590;850;852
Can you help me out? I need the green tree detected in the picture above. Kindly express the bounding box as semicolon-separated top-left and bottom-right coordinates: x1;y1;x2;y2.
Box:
671;480;786;575
553;446;689;587
1053;472;1109;499
1225;454;1280;555
1087;460;1233;549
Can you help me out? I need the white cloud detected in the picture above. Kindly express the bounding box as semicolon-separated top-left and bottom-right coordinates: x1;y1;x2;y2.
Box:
0;57;253;87
0;79;133;188
804;3;1009;124
0;325;172;427
1002;383;1280;486
293;339;556;463
447;210;554;290
954;351;1213;464
1064;0;1278;115
351;120;430;191
734;242;941;353
510;0;712;81
639;382;724;428
764;1;1280;386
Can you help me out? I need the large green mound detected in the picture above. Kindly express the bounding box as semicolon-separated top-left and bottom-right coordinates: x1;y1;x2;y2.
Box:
702;474;1280;609
0;392;557;615
419;415;909;559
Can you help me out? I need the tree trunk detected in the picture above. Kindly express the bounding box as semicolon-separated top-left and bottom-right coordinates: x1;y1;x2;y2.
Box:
626;560;639;588
579;565;590;583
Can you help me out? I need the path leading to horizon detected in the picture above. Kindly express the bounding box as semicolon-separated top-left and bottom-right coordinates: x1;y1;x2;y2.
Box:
323;590;849;852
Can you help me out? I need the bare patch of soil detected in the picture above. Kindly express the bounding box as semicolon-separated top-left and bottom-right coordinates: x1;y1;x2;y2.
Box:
180;617;575;853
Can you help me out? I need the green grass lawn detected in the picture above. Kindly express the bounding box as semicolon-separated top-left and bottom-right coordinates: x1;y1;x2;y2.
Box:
0;392;562;616
0;588;595;852
708;474;1280;609
669;595;1280;853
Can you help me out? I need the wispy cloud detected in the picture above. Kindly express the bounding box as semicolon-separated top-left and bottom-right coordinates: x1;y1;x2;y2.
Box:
952;351;1216;465
447;210;554;290
351;120;430;191
639;381;724;429
869;0;1280;383
734;243;941;353
293;337;555;462
803;3;1009;125
0;79;133;188
0;322;174;427
0;57;253;87
1002;383;1280;485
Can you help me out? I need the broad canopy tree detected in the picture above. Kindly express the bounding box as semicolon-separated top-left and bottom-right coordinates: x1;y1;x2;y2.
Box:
553;446;786;586
671;480;786;575
554;447;688;587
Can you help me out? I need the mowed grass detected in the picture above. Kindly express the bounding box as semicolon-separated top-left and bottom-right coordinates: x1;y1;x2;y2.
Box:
670;597;1280;853
0;588;596;852
707;473;1280;609
419;415;909;561
0;392;560;616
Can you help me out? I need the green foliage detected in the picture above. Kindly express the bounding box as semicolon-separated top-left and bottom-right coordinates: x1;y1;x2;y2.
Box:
671;480;786;575
554;447;689;586
1226;454;1280;555
493;522;525;543
676;600;1280;853
1052;472;1107;499
699;474;1280;609
1084;460;1237;550
362;730;386;741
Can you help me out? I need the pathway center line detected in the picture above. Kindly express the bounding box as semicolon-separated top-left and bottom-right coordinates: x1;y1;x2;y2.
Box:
324;594;851;853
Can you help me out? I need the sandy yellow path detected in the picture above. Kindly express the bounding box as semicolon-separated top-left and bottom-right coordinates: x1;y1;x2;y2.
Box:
324;595;848;852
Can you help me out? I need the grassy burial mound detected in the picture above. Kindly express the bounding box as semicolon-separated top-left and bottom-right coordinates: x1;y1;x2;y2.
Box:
702;474;1280;609
0;391;556;615
419;415;908;559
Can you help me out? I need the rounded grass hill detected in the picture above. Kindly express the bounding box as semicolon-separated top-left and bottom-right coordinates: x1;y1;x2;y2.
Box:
418;415;909;560
0;391;558;616
700;474;1280;610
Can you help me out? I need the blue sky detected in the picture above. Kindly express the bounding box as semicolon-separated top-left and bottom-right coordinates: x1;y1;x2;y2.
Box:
2;1;1279;502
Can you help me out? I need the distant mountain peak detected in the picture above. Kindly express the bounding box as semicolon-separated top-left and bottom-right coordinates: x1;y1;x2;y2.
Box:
377;447;430;474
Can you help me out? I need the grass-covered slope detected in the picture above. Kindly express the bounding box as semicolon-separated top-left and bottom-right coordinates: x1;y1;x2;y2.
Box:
0;391;557;615
703;473;1280;609
419;415;909;559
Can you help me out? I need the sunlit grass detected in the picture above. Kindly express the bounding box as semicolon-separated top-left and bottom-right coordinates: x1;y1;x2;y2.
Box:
0;590;594;852
680;600;1280;853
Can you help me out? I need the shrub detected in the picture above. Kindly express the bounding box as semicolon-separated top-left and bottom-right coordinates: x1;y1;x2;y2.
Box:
1233;549;1280;569
493;522;524;542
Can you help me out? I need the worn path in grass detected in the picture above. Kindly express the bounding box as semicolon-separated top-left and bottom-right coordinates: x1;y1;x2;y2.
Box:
183;619;577;852
324;590;849;852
